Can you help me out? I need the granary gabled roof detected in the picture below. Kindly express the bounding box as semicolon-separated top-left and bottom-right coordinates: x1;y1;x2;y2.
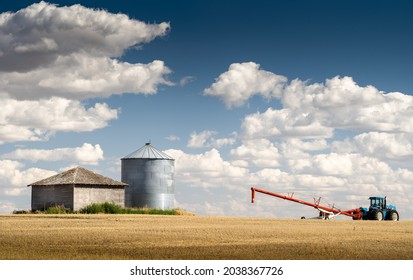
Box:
28;167;127;187
122;143;174;160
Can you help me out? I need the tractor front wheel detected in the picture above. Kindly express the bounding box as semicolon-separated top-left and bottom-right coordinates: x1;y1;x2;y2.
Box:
371;210;383;221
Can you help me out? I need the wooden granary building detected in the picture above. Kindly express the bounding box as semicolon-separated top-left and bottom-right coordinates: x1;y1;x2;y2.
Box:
28;167;127;211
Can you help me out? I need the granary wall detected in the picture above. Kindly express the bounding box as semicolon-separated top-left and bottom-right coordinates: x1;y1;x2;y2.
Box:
31;185;74;211
73;186;124;211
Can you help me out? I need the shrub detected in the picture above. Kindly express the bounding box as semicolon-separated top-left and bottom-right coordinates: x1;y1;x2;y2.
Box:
79;203;105;214
101;202;123;214
45;205;71;214
12;210;30;214
79;202;124;214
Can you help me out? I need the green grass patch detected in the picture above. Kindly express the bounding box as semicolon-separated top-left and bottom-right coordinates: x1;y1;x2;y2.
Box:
120;208;177;215
45;205;71;214
13;202;191;216
78;202;179;215
79;202;123;214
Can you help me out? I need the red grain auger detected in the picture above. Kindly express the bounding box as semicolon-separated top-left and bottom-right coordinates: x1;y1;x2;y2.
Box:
251;187;399;221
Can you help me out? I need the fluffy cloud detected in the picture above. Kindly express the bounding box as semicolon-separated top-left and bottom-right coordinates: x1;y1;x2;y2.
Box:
187;130;237;148
0;160;56;196
0;2;172;145
332;132;413;161
282;77;413;133
282;138;328;153
0;1;169;66
289;153;391;177
165;148;249;190
2;58;172;100
230;139;280;168
205;64;413;140
204;62;287;108
242;107;334;140
3;143;104;165
0;97;118;143
0;2;171;99
179;76;195;87
240;76;413;140
165;135;180;141
213;136;237;148
187;130;217;148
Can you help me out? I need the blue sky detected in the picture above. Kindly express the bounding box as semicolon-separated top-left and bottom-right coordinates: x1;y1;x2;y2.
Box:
1;0;413;219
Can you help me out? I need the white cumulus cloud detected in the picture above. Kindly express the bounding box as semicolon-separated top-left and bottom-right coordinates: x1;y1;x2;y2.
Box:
187;130;237;148
332;132;413;161
282;77;413;133
0;2;172;100
187;130;217;148
204;62;287;108
230;139;280;168
242;107;334;140
0;160;56;197
240;75;413;140
206;64;413;140
0;2;173;145
3;143;104;165
165;148;249;190
0;97;118;144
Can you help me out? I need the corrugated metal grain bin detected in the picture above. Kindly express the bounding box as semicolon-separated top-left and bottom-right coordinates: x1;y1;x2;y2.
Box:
121;143;175;210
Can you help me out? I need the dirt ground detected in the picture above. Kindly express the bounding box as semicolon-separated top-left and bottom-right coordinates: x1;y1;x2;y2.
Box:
1;214;412;259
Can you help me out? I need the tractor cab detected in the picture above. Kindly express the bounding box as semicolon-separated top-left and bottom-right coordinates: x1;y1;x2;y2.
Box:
369;196;386;210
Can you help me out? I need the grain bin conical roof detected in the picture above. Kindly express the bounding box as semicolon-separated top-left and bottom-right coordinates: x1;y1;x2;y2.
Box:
122;143;174;160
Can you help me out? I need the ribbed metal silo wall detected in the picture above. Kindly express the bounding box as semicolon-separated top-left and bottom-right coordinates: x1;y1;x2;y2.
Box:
122;158;175;210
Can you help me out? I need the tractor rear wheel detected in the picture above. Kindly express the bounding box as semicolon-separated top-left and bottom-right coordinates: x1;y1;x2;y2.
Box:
371;210;383;221
387;210;399;221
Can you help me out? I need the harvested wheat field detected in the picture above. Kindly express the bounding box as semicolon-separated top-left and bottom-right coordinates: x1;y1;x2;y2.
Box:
0;214;412;260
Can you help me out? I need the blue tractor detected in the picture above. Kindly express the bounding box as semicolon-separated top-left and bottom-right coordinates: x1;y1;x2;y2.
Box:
359;196;399;221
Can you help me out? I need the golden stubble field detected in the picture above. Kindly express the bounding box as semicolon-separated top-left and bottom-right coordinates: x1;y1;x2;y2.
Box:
0;214;412;260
